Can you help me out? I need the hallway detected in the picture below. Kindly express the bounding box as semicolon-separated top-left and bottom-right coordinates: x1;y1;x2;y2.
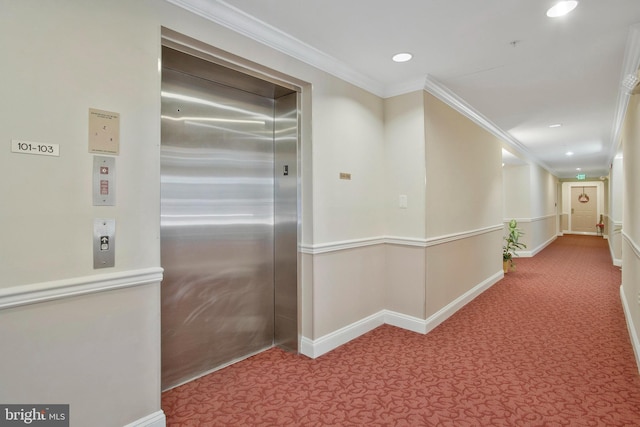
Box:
162;235;640;426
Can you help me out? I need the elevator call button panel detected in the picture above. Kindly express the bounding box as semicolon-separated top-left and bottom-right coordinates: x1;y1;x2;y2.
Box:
93;218;115;269
93;156;115;206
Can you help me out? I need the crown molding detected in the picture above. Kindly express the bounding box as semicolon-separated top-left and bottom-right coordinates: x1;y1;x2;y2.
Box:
610;24;640;164
167;0;555;176
423;75;557;175
165;0;385;96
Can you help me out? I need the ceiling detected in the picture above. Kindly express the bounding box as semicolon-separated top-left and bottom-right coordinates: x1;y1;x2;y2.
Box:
172;0;640;178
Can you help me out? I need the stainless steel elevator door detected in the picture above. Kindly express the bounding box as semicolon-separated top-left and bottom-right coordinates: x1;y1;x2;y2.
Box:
160;66;277;390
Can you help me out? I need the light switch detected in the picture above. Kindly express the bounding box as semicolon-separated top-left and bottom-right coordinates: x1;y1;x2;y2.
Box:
94;218;115;269
399;195;408;209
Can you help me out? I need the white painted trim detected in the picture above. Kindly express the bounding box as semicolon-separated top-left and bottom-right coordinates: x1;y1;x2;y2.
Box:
384;236;429;247
609;24;640;165
0;268;164;310
166;0;561;177
123;410;166;427
423;224;503;248
421;270;504;334
623;231;640;260
620;285;640;374
165;0;385;97
423;76;556;176
301;225;503;254
383;310;427;334
503;214;555;223
300;236;386;254
300;311;385;358
300;269;504;358
517;234;556;258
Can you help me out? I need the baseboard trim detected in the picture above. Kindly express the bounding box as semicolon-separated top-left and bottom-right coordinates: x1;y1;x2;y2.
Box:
620;285;640;374
422;270;504;334
517;235;556;258
301;269;504;358
300;311;385;358
123;410;166;427
0;267;164;310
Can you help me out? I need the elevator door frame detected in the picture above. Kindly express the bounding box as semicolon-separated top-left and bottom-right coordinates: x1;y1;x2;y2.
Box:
160;30;303;390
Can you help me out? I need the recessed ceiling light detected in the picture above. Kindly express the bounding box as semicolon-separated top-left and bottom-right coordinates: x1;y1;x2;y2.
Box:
576;167;581;171
392;52;413;63
566;151;574;156
546;1;578;18
549;123;562;128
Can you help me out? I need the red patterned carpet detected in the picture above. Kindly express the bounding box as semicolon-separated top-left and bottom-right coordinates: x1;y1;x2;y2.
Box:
162;235;640;426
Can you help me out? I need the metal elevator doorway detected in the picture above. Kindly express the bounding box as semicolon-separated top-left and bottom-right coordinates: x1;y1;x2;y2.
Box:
160;46;299;390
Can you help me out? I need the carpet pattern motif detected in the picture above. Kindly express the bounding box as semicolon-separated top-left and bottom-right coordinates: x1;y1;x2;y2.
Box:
162;235;640;425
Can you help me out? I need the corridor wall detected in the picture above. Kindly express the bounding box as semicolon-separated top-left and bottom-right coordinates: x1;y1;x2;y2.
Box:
503;163;558;256
383;91;504;332
621;92;640;370
0;0;389;424
1;1;510;425
609;156;624;265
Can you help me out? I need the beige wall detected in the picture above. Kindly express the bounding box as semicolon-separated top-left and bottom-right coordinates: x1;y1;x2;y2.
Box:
424;93;503;237
621;93;640;367
0;1;540;424
0;284;161;426
609;156;624;264
311;80;386;243
425;230;502;317
503;165;532;218
385;245;426;318
0;0;161;287
423;92;503;317
382;91;504;323
384;91;427;239
312;246;386;338
503;163;558;254
0;0;389;424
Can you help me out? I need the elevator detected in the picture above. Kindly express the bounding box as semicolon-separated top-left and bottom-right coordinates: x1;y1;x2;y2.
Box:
160;45;299;390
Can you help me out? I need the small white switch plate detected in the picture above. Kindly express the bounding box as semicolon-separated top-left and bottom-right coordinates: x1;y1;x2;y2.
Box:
399;195;408;209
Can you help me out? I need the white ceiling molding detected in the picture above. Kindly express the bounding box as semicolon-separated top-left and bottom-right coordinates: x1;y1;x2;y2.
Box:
609;24;640;164
382;77;429;99
166;0;385;96
423;76;556;174
167;0;556;175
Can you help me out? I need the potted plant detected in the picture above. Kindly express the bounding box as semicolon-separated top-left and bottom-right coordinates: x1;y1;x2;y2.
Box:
503;219;526;273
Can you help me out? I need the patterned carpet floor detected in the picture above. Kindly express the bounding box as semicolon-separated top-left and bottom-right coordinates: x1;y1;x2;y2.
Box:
162;235;640;426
